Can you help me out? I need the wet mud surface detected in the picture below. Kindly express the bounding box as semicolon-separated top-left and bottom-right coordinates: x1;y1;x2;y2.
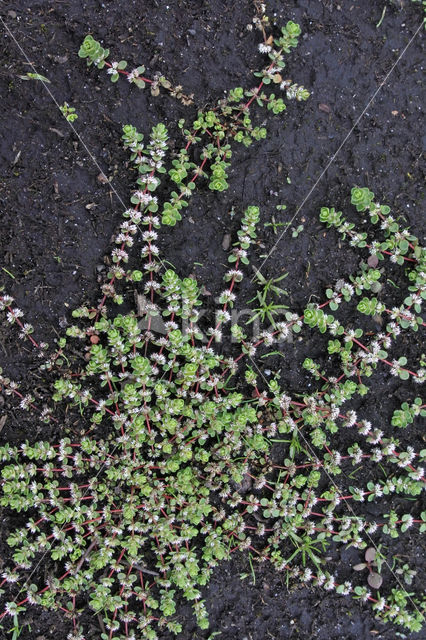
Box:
0;1;424;638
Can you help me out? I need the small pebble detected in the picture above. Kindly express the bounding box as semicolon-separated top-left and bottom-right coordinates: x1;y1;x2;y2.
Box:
54;55;68;64
373;313;383;327
222;233;231;251
319;103;331;113
97;172;109;184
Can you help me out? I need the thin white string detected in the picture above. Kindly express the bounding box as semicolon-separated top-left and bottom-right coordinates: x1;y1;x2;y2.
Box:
254;19;424;280
0;14;161;611
0;14;128;211
245;350;423;612
0;13;170;286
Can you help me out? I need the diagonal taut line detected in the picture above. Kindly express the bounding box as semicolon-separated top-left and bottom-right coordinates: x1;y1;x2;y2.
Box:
253;19;424;281
0;14;168;604
245;352;424;615
0;14;171;277
0;14;129;212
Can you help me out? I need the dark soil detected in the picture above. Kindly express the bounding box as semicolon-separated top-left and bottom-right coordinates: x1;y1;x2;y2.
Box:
0;1;424;639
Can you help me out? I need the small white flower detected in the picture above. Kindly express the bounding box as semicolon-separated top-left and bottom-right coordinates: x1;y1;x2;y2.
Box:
217;310;231;324
226;269;243;280
382;442;396;456
280;79;291;91
111;247;128;261
339;581;352;595
366;522;378;534
142;230;158;242
374;597;386;612
133;191;152;204
302;568;313;582
0;295;14;309
324;575;336;590
130;210;142;223
275;322;289;340
19;322;33;338
415;368;426;383
207;327;222;341
258;43;272;53
344;329;356;342
219;290;236;304
410;467;424;481
358;420;372;436
344;410;357;427
247;344;257;357
330;451;341;466
6;307;24;323
260;331;274;346
2;570;19;584
107;61;119;75
19;394;34;410
371;448;383;463
4;603;17;616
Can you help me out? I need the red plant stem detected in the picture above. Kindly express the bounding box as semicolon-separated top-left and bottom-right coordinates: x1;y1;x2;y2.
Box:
349;335;419;377
206;258;240;350
104;60;152;84
3;305;39;347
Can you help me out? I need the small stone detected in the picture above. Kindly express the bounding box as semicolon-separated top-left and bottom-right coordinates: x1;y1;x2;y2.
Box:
49;127;64;137
54;55;68;64
97;172;109;184
222;233;231;251
233;473;252;494
318;103;331;113
372;313;383;327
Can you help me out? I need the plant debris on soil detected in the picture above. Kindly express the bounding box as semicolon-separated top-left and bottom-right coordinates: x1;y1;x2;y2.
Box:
0;1;424;639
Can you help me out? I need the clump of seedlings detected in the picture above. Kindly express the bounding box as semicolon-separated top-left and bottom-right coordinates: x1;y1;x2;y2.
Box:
354;547;385;590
